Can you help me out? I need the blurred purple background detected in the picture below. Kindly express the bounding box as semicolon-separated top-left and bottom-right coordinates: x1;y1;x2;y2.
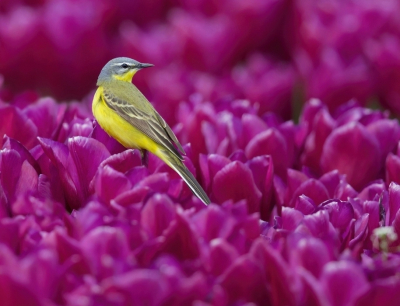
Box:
1;0;400;124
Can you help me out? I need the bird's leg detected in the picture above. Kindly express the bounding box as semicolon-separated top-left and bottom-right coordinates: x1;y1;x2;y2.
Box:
140;149;148;167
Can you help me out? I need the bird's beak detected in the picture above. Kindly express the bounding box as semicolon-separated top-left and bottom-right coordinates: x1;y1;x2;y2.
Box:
138;63;154;69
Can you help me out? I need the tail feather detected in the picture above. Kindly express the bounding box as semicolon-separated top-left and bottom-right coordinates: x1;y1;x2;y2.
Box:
160;150;210;205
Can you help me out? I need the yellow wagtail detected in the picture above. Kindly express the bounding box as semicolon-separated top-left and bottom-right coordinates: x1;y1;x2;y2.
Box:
92;57;210;205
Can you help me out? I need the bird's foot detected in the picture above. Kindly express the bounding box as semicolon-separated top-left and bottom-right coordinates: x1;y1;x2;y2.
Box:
140;149;148;167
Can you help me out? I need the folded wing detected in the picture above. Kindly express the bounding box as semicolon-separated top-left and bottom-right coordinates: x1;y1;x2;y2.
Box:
103;89;185;160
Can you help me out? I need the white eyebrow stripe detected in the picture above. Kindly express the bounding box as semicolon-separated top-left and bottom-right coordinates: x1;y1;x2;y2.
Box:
111;63;130;66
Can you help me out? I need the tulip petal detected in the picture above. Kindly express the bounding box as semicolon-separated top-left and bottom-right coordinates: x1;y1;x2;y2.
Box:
93;165;132;204
23;97;65;139
191;204;236;242
158;212;200;261
367;119;400;164
0;106;38;149
98;149;142;174
247;155;274;220
250;239;301;306
245;128;288;179
0;149;22;202
294;195;316;215
137;173;170;194
241;113;268;144
212;161;262;213
209;238;239;276
386;153;400;185
114;186;150;207
290;179;330;207
38;137;80;209
141;194;176;238
67;136;111;198
294;238;331;278
320;200;354;233
319;170;344;198
301;108;335;173
282;207;304;231
321;122;380;190
321;261;370;306
219;255;268;304
2;136;40;173
14;160;38;196
387;182;400;226
80;226;132;279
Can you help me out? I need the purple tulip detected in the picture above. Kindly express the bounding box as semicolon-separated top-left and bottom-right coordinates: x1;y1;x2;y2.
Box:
300;99;336;173
38;136;110;209
290;0;400;112
232;54;296;119
301;100;400;190
177;98;301;182
300;49;374;110
199;152;275;219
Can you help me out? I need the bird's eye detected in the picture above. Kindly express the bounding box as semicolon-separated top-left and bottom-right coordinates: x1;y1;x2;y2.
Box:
121;63;129;69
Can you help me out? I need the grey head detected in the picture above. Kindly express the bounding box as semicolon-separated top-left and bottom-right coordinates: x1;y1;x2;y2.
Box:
97;57;153;85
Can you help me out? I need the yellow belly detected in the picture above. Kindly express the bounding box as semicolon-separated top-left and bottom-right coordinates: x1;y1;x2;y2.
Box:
92;87;159;153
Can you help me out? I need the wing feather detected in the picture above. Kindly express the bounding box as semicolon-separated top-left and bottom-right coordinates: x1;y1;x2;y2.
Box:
103;89;184;160
154;111;185;153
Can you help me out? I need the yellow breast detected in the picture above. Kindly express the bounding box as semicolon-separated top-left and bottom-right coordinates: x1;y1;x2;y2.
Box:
92;86;159;153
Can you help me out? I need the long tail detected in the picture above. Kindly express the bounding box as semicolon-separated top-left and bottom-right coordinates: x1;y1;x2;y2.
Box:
157;149;210;205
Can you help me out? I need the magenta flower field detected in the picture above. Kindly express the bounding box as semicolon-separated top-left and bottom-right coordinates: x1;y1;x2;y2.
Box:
1;0;400;305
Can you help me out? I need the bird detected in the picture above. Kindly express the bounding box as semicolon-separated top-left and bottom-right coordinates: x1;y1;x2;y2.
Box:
92;57;210;205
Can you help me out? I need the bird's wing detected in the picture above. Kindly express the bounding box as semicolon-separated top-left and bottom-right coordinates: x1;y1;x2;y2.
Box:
102;88;184;160
154;111;184;153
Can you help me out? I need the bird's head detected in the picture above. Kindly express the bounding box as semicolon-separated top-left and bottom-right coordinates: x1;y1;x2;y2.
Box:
97;57;153;85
